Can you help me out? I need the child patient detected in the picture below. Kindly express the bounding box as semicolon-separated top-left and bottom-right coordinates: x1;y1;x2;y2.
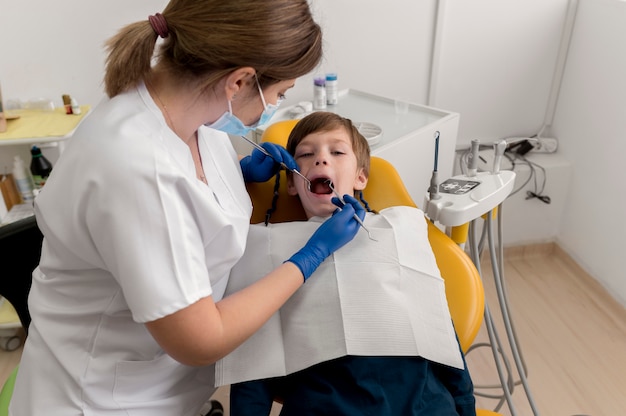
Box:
219;112;476;415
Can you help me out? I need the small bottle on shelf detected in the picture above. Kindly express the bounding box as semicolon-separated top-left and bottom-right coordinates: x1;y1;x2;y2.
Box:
313;76;327;110
70;97;82;115
30;146;53;190
325;73;338;105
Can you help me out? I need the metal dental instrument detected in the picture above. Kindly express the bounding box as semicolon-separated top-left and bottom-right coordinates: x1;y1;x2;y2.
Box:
239;135;312;190
326;180;377;242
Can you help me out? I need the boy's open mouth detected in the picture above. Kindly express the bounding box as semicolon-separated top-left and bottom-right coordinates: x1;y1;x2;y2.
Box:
310;178;333;195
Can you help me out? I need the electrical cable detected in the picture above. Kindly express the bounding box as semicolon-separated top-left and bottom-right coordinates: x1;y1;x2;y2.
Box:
504;154;532;197
524;157;551;204
505;150;551;203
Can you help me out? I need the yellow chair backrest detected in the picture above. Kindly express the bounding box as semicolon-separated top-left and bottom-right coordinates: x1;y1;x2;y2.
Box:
246;120;485;353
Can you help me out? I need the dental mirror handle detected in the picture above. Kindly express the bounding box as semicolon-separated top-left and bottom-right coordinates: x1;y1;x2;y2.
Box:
327;181;377;242
239;135;311;186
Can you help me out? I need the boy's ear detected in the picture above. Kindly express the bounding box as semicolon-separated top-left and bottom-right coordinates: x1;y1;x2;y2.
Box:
287;175;298;196
353;167;368;191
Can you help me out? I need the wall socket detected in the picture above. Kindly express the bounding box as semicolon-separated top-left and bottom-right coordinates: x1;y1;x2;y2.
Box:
530;137;558;153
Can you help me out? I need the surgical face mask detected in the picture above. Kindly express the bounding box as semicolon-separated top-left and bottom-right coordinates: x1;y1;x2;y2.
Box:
206;76;283;136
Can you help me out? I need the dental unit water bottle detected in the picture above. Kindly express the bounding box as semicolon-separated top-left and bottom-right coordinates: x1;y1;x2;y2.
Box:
12;155;35;204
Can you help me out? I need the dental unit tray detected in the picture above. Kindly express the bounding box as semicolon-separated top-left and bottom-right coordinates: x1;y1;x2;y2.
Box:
423;170;516;227
354;122;382;146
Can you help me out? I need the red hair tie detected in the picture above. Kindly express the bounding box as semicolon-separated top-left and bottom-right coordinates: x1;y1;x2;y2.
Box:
148;13;169;38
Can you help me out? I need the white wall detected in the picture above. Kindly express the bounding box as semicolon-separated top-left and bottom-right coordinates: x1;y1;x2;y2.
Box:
0;0;435;117
0;0;168;109
291;0;437;106
0;0;568;152
429;0;570;145
550;0;626;306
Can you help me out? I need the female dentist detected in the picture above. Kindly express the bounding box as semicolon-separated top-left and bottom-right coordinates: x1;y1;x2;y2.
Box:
9;1;365;415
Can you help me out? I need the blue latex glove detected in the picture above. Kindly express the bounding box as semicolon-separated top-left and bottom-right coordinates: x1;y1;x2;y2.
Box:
240;142;298;183
288;194;366;281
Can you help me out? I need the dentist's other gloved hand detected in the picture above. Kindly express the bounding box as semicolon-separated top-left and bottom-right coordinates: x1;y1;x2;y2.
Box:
288;194;366;281
240;142;298;183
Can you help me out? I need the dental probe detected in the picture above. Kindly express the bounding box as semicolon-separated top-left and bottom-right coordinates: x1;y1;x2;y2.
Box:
239;135;312;190
326;181;377;242
428;131;441;201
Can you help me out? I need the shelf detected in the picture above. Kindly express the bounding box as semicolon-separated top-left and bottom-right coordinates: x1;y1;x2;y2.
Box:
0;106;90;147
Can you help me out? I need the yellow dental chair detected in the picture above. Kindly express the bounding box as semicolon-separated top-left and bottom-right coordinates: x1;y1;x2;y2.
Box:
244;119;501;416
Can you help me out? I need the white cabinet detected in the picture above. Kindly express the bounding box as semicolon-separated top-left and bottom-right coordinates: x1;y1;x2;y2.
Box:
253;89;460;205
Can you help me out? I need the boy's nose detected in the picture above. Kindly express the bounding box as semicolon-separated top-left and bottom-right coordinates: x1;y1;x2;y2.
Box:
315;160;328;165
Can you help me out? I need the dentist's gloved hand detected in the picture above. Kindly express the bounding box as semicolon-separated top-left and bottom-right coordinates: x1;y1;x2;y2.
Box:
288;194;366;281
240;142;299;183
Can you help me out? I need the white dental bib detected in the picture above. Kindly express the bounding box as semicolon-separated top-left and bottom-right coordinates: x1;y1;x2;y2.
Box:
215;206;463;386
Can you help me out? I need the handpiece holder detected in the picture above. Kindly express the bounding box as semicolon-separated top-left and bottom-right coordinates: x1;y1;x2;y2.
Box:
467;139;480;177
423;170;516;227
492;140;507;174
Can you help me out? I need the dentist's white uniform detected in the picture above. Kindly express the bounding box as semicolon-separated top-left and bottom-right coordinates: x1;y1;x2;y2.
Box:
10;83;252;415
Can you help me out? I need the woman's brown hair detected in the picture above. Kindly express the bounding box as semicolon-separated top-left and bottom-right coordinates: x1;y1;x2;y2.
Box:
104;0;323;97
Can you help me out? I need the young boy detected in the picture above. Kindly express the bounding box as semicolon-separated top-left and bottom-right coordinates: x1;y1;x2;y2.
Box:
218;112;476;415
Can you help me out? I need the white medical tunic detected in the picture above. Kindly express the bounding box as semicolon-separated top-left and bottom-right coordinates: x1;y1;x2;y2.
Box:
10;83;252;415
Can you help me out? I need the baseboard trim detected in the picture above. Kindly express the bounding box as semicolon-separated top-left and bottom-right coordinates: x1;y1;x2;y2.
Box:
476;241;557;263
503;242;557;259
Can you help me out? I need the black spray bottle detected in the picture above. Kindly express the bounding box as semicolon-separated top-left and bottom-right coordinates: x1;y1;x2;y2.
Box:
30;146;53;190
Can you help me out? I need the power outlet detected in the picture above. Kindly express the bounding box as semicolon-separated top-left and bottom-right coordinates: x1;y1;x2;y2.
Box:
531;137;558;153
